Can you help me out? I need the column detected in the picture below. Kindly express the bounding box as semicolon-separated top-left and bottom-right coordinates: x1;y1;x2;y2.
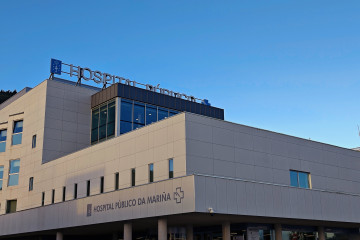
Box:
124;223;132;240
318;227;325;240
222;222;231;240
56;232;63;240
187;225;193;240
274;224;282;240
158;218;167;240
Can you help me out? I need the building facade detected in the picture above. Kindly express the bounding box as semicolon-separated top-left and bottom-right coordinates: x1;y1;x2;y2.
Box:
0;77;360;240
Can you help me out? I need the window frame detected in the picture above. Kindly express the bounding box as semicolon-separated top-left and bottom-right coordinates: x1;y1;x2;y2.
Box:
32;134;37;148
169;159;174;179
0;129;7;152
11;120;23;146
149;163;154;183
8;159;20;187
290;170;311;189
131;168;135;187
29;177;34;191
0;165;4;190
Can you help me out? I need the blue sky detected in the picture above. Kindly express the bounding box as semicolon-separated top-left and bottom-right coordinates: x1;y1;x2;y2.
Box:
1;1;359;148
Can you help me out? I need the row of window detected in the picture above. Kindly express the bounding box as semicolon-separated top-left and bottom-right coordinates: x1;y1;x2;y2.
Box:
91;99;180;144
39;159;174;207
0;159;20;190
0;120;37;153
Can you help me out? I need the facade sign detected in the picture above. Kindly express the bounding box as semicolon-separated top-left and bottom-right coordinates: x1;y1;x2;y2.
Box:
49;58;211;105
86;187;185;217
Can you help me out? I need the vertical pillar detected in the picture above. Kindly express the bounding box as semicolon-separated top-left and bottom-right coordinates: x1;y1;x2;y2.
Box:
187;225;193;240
56;232;63;240
112;232;118;240
318;227;325;240
124;223;132;240
222;222;231;240
274;224;282;240
158;218;167;240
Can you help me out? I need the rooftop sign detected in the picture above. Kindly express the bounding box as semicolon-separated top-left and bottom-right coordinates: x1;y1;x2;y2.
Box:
50;58;211;105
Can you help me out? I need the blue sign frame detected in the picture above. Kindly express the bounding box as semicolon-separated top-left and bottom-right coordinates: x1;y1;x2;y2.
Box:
50;59;62;75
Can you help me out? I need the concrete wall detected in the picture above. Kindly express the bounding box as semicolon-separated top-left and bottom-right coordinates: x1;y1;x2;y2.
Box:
0;175;195;237
42;80;98;163
185;113;360;195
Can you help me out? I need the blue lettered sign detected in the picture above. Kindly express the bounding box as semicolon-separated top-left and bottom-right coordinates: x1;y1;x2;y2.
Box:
50;59;62;75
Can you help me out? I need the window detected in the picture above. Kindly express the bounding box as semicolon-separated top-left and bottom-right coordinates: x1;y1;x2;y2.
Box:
290;170;311;189
8;159;20;186
52;189;55;204
115;172;119;190
169;159;174;179
86;180;90;197
0;129;7;152
6;200;17;213
62;186;66;202
120;99;133;134
91;100;116;144
100;176;104;193
29;177;33;191
0;166;3;190
146;105;157;125
12;120;23;145
133;102;145;130
74;183;78;199
149;164;154;183
41;192;45;206
32;135;36;148
158;107;169;121
131;168;135;187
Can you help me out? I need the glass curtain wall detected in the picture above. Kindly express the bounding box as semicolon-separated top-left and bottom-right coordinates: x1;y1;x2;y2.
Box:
91;98;180;144
91;100;116;144
119;98;179;135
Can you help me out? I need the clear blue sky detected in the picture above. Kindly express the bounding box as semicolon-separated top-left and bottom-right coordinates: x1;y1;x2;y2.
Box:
1;1;359;148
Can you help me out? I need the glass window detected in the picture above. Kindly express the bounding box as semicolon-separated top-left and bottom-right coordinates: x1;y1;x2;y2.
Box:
0;166;3;190
169;110;179;117
107;101;116;138
62;186;66;202
120;121;132;134
8;159;20;186
0;129;6;153
86;180;90;196
158;108;169;121
146;105;157;125
133;102;145;125
299;172;310;188
290;170;310;189
42;192;45;206
169;159;174;179
99;105;107;141
100;176;104;193
6;200;17;213
149;163;154;183
12;120;23;145
290;170;298;187
115;172;119;190
32;135;36;148
91;108;99;143
74;183;78;199
29;177;33;191
120;99;133;122
52;189;55;204
131;168;135;187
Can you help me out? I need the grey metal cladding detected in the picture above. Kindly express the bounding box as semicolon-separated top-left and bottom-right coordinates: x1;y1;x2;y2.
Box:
91;83;224;120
